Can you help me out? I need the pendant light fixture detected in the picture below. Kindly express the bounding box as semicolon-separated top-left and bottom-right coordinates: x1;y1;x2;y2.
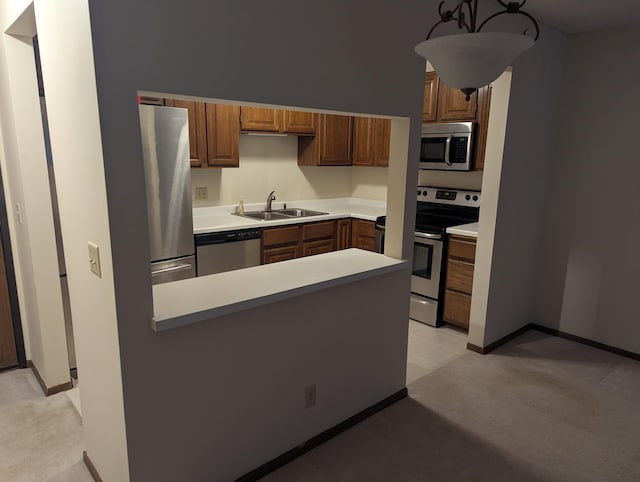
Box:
415;0;540;100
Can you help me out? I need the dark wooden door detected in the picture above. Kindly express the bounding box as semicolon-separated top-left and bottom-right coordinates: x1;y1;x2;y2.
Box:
372;118;391;166
164;99;208;168
422;72;439;123
240;107;282;132
0;238;17;370
437;81;477;121
351;117;374;166
282;111;316;134
318;114;352;165
206;104;240;167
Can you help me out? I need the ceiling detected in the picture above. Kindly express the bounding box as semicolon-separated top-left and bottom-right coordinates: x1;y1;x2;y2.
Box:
522;0;640;34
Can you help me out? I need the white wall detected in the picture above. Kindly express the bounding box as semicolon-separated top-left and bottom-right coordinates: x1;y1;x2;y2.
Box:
0;1;69;387
34;1;130;480
191;135;388;207
479;25;568;346
82;0;427;479
534;24;640;354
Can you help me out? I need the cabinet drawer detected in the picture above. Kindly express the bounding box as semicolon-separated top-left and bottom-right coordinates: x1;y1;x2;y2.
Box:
448;235;477;262
302;238;334;257
446;259;474;294
262;226;300;247
302;221;335;241
262;245;299;264
443;289;471;329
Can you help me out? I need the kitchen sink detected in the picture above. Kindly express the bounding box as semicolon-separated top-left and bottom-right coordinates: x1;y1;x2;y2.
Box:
276;208;328;217
239;211;293;221
235;207;328;221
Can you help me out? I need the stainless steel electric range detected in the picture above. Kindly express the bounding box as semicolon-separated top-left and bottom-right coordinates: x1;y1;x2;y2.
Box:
375;186;480;326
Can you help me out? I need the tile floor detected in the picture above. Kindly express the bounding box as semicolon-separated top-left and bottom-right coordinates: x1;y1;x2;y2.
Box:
406;319;468;384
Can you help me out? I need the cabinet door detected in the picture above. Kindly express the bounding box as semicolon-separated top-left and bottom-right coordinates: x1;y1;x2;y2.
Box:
318;114;352;165
240;107;282;132
302;238;334;257
282;111;316;134
372;118;391;166
436;81;477;121
351;117;374;166
165;99;207;168
335;219;351;250
422;72;439;123
206;104;240;167
263;245;299;264
473;84;492;171
351;219;375;251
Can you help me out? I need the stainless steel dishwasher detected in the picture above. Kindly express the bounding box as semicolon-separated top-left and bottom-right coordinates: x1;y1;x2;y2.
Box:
195;228;262;276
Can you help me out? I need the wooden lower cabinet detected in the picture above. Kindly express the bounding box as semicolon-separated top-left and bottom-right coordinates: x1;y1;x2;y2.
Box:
335;219;351;250
261;218;368;264
351;219;375;252
263;245;300;264
443;290;472;328
442;234;477;330
302;238;334;257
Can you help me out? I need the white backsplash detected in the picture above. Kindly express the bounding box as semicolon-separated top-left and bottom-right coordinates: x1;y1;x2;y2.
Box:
191;134;389;207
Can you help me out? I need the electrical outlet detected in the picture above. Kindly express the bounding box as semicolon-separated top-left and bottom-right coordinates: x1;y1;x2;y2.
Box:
304;384;316;409
195;187;208;201
88;241;102;278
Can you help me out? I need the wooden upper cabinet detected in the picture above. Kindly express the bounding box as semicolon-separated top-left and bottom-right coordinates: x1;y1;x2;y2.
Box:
298;114;352;166
319;114;352;165
422;72;439;123
352;117;390;167
372;118;391;166
437;82;478;121
240;107;282;133
473;84;492;171
240;107;317;135
422;72;478;123
282;111;316;135
206;104;240;167
352;117;374;166
164;99;208;168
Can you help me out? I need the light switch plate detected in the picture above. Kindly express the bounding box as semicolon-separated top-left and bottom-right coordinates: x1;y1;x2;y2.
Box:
88;241;101;278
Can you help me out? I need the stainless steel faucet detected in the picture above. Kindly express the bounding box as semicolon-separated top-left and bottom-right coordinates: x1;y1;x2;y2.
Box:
266;190;276;212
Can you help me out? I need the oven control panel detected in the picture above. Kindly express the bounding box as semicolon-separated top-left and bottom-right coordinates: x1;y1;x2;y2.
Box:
417;186;481;208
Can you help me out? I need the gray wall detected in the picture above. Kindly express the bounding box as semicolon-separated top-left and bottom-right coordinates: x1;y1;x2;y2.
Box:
482;25;568;345
534;24;640;354
86;0;428;479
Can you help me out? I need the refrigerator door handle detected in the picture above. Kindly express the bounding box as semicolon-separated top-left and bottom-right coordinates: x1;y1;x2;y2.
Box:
151;263;193;276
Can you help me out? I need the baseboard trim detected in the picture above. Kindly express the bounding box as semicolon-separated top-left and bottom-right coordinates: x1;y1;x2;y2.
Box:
530;324;640;361
466;324;531;355
83;451;103;482
236;388;408;481
28;360;73;396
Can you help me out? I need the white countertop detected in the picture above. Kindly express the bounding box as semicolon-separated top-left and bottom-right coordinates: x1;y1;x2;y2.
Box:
446;222;479;238
192;197;385;234
152;249;406;332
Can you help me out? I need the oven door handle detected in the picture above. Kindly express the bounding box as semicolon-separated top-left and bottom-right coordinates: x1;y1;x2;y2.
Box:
444;136;452;166
414;231;442;240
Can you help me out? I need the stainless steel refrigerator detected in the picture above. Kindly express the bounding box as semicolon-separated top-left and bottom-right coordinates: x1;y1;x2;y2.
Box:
138;104;196;284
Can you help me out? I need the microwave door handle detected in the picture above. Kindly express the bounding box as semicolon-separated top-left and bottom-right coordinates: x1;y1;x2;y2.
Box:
444;136;452;166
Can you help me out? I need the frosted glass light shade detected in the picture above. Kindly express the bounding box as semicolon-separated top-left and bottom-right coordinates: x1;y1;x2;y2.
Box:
415;32;534;89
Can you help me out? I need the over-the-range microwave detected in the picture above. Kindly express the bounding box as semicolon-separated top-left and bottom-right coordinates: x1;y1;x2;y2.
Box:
420;122;474;171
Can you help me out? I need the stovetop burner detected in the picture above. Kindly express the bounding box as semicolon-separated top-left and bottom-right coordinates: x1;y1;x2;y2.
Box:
375;186;480;235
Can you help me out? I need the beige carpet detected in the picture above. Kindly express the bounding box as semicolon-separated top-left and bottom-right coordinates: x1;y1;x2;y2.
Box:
263;330;640;481
0;369;91;482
